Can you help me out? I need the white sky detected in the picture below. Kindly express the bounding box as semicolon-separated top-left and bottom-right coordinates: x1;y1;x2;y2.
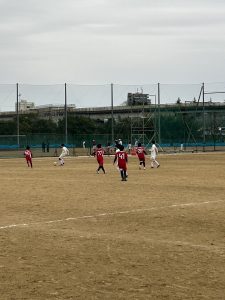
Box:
0;0;225;109
1;0;225;84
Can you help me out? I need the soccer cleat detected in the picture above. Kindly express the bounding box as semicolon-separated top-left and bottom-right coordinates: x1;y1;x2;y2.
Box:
157;165;160;168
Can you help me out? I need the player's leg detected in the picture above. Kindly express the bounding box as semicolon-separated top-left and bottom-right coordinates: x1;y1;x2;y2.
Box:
151;156;155;168
59;154;65;166
26;159;30;167
101;165;106;174
123;169;127;181
99;160;105;173
59;157;64;166
143;160;146;169
97;161;102;173
151;157;159;168
155;158;160;167
139;161;142;169
96;164;100;173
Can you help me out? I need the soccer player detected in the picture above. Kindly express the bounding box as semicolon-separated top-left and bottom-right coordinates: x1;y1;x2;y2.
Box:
113;145;128;181
149;140;160;168
114;141;121;172
106;142;111;156
136;142;147;170
24;145;33;168
128;141;132;154
59;144;69;166
94;144;106;174
92;140;97;153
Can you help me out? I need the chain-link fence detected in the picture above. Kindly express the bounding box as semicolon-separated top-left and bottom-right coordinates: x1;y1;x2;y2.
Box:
0;82;225;157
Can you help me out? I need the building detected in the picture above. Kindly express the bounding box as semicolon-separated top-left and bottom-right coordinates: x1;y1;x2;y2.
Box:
15;100;35;112
127;92;151;106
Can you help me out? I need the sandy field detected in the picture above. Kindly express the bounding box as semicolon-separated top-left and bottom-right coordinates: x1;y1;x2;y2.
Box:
0;152;225;300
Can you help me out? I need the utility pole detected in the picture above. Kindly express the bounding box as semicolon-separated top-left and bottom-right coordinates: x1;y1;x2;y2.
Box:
202;82;205;151
16;83;20;148
111;83;114;143
157;83;161;144
64;83;68;144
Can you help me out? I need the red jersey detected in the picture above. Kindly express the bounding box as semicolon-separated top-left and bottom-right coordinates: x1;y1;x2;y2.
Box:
24;149;32;161
136;146;146;160
95;148;104;165
115;150;128;170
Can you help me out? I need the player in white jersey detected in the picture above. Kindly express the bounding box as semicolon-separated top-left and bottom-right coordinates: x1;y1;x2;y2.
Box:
114;141;121;171
59;144;69;166
149;140;160;168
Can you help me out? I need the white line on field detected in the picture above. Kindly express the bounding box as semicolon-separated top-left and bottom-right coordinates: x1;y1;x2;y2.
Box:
0;199;223;231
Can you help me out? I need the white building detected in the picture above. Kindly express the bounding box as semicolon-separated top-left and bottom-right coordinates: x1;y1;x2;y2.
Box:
15;100;35;111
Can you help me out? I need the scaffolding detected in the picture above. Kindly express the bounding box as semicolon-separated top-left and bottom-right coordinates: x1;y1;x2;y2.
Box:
177;83;225;151
130;94;158;147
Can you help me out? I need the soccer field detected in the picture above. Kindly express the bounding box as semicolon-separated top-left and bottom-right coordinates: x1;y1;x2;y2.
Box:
0;153;225;299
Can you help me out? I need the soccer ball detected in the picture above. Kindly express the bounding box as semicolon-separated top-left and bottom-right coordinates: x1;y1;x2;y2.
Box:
54;162;57;166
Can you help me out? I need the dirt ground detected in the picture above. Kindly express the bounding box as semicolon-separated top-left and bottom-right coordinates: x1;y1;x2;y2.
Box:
0;153;225;300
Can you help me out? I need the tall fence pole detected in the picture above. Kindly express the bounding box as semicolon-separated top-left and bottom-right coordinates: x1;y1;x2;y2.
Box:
157;83;161;144
64;83;68;144
16;83;20;148
111;83;114;143
202;82;205;151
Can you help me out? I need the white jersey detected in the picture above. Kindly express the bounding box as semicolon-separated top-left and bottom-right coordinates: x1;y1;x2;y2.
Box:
150;144;158;158
60;146;69;158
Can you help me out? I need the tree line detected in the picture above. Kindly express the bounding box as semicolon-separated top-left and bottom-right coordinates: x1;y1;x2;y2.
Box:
0;112;206;144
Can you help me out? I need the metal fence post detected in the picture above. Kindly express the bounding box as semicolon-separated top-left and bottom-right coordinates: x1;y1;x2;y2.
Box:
111;83;114;144
65;83;68;145
16;83;20;148
157;83;161;144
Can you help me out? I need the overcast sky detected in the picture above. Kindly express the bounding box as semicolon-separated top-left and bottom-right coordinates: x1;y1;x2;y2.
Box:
1;0;225;85
0;0;225;110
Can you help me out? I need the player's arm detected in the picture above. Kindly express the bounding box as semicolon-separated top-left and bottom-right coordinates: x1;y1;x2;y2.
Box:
113;155;117;164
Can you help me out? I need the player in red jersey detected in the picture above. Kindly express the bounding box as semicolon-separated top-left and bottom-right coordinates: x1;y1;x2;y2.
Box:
136;142;147;170
24;145;33;168
93;144;106;174
113;145;128;181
